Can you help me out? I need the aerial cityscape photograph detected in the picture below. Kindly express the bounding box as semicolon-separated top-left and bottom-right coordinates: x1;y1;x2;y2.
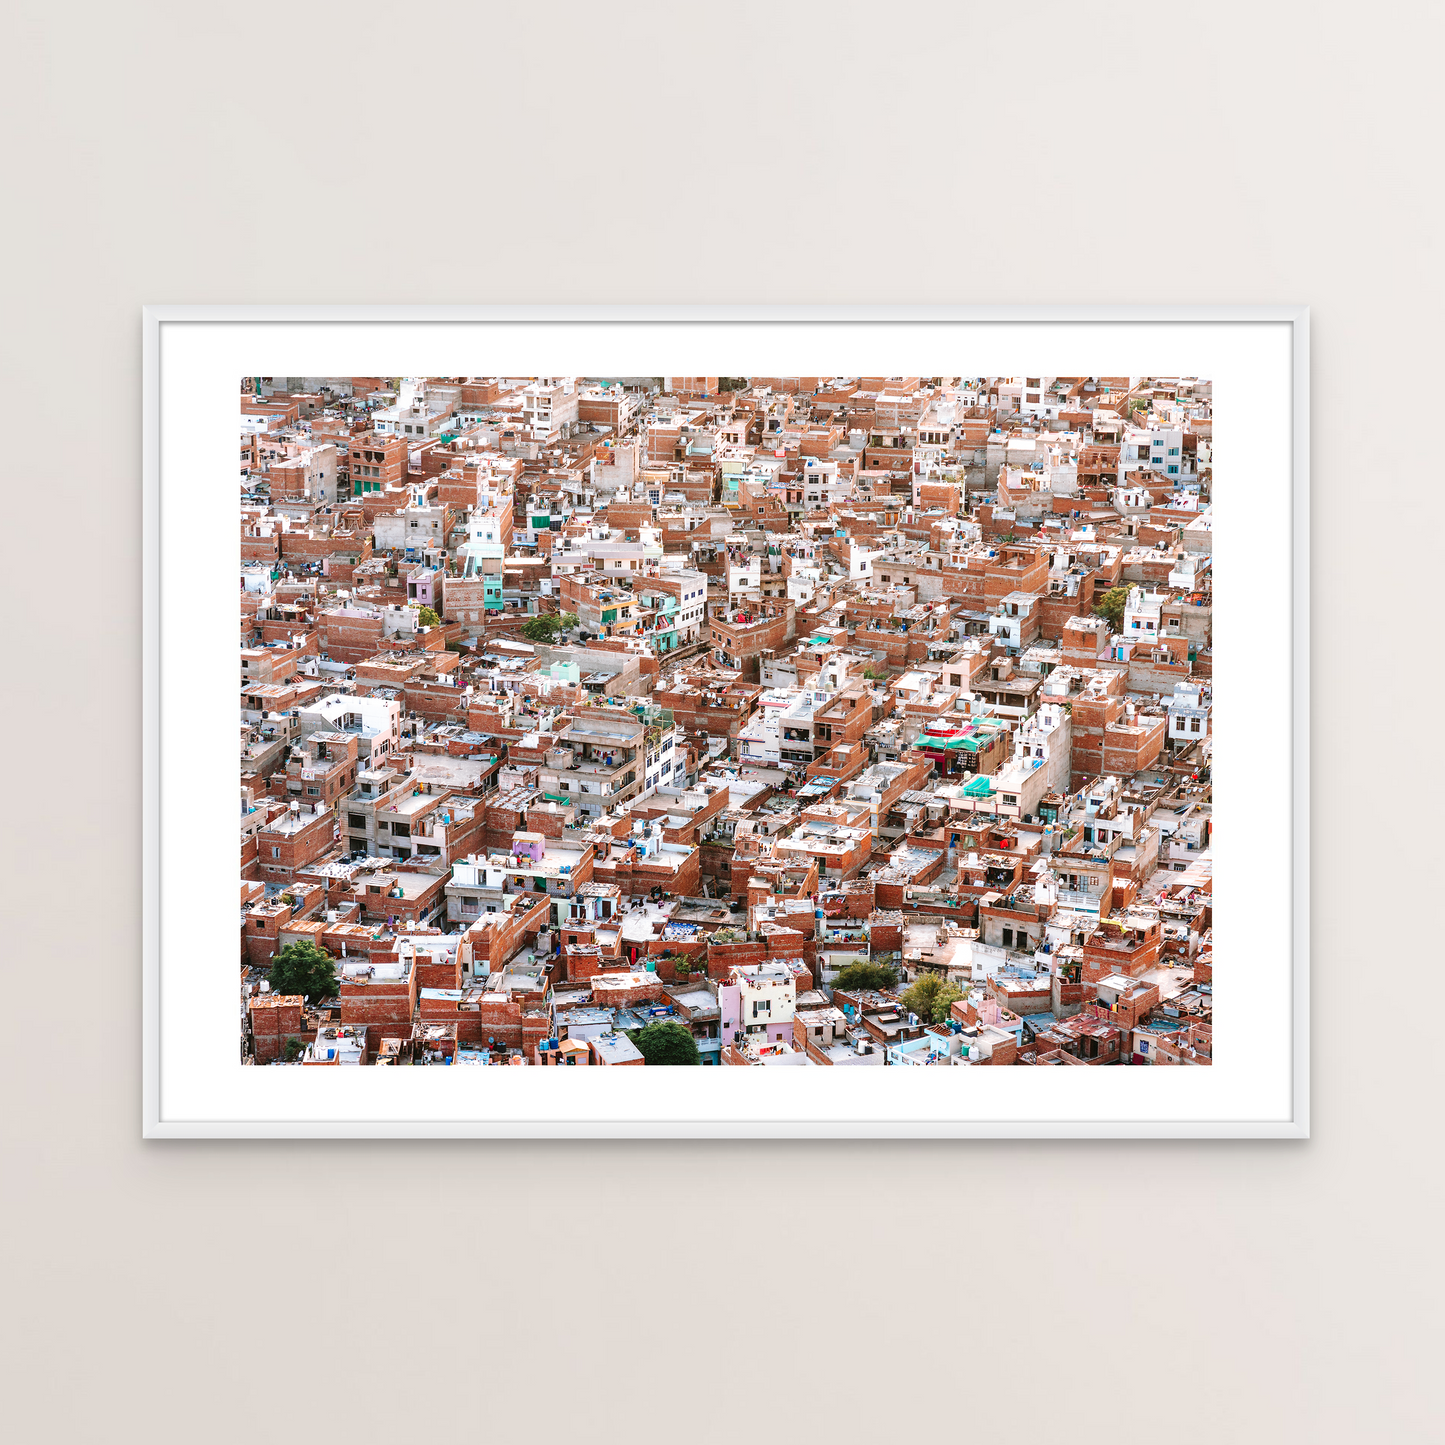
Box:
240;374;1214;1069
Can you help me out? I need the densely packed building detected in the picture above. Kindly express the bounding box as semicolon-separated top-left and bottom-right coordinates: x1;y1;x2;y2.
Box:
239;375;1213;1067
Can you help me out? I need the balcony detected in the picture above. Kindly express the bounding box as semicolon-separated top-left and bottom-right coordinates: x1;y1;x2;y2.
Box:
568;753;635;779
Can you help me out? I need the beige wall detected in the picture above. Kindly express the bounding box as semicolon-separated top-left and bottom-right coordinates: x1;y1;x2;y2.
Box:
4;4;1441;1444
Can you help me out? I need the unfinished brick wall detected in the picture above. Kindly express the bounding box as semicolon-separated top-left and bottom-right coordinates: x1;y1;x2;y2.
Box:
592;974;667;1010
249;996;307;1063
414;954;462;991
705;938;766;982
1101;715;1166;777
762;926;814;970
338;972;418;1055
256;811;336;884
1082;926;1162;983
600;847;701;901
319;611;385;664
981;1034;1017;1066
869;918;902;955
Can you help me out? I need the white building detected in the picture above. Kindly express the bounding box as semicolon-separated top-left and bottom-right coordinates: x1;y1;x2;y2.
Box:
297;693;403;766
738;710;782;768
1119;424;1186;489
520;377;580;442
988;591;1037;653
1122;586;1166;642
1167;681;1211;748
800;456;853;509
371;379;455;440
989;701;1071;819
373;494;448;553
657;564;708;643
1012;375;1059;420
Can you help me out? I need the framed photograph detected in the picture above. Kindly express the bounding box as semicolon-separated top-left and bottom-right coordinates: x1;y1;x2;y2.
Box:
143;306;1308;1137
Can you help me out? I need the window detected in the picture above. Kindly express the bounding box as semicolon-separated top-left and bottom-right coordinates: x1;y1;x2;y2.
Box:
271;847;279;859
1190;717;1201;732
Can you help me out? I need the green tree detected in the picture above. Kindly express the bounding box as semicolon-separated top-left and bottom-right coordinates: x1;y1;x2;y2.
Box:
832;960;898;992
417;604;440;627
520;615;560;643
281;1037;306;1063
519;612;578;644
900;973;964;1025
1093;585;1129;631
267;940;338;1002
626;1020;701;1066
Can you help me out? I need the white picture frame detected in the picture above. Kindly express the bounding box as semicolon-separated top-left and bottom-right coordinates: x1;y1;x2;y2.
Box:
143;306;1308;1138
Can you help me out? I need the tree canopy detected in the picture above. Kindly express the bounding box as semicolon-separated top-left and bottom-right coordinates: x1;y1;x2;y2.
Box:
266;940;338;1002
832;960;899;992
626;1020;701;1066
520;612;577;644
900;973;965;1026
417;604;440;627
1093;585;1130;631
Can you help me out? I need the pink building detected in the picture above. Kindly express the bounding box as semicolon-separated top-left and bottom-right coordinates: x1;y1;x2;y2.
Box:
718;963;798;1049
